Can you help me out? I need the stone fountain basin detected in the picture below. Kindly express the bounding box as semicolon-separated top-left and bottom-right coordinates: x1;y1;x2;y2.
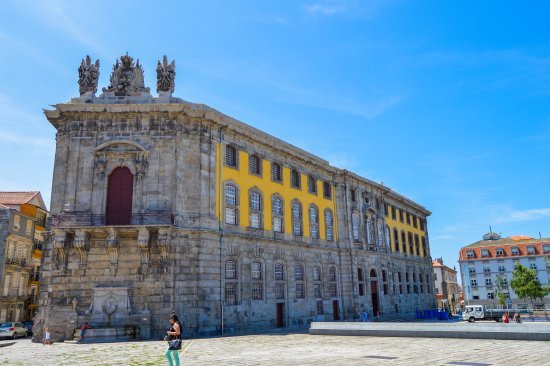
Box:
74;325;139;343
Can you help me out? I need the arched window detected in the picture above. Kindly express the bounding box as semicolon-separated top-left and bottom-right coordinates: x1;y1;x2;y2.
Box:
313;266;321;281
225;145;237;167
325;209;334;241
106;167;134;225
251;261;263;300
249;154;262;175
352;212;360;241
249;190;262;229
224;184;239;225
291;201;302;236
271;162;282;182
272;195;284;233
252;262;262;280
329;266;337;281
274;263;285;281
225;260;237;279
291;169;301;188
323;181;332;199
309;205;319;239
370;269;377;278
308;175;317;194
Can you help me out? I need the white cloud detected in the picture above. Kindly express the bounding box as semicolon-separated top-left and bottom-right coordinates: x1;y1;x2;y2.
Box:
304;2;348;16
493;208;550;224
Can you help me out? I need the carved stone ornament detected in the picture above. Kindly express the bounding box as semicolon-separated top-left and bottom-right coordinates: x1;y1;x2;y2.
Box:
156;55;175;93
102;53;150;96
106;228;119;266
78;55;100;95
73;229;90;263
52;230;68;263
137;227;150;265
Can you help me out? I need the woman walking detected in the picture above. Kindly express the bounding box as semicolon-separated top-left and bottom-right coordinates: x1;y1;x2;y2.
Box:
165;313;182;366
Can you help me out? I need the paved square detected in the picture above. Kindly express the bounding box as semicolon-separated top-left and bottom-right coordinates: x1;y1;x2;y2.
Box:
1;333;549;365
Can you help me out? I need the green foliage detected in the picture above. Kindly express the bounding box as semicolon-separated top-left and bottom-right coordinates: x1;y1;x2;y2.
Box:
510;263;550;307
494;274;508;308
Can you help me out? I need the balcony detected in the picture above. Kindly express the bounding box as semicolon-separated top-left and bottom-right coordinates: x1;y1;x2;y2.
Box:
0;289;30;301
50;211;174;228
5;257;33;269
32;239;43;251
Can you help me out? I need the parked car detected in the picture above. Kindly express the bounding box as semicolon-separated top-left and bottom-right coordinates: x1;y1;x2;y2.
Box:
0;322;28;339
462;305;507;322
22;321;33;335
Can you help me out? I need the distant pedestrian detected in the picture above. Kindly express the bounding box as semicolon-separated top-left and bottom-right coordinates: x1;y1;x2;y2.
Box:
362;310;368;322
503;312;510;323
42;326;51;346
165;313;182;366
79;322;90;342
513;313;521;323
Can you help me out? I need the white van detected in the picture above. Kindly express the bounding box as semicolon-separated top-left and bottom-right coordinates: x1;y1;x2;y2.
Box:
462;305;506;322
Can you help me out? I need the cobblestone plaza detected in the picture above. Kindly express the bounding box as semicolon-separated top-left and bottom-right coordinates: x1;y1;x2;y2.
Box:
1;332;549;365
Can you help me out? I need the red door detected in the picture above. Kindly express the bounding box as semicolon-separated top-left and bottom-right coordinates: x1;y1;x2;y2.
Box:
106;167;134;225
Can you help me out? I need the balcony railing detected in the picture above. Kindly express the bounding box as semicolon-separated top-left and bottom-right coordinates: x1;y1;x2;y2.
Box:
50;212;174;227
5;257;33;268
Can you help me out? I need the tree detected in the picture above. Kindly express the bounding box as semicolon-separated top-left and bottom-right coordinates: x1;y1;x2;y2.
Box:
510;263;550;308
494;274;508;309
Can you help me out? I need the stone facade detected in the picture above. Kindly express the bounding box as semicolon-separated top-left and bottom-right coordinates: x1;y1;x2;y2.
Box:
34;55;436;341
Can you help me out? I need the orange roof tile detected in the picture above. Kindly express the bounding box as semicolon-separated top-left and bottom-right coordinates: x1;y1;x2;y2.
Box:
0;191;40;205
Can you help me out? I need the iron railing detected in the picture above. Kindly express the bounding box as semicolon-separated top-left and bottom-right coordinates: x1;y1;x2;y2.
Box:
50;212;174;227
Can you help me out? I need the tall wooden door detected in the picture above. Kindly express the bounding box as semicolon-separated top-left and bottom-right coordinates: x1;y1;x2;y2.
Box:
332;300;340;321
276;303;285;328
106;167;134;225
371;280;379;316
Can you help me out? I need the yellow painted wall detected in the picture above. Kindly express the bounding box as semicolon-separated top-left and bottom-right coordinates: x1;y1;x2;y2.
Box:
385;207;427;257
216;143;337;241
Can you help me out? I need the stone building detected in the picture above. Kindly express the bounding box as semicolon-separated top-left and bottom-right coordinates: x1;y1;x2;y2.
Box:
432;258;461;313
0;191;47;322
34;54;435;341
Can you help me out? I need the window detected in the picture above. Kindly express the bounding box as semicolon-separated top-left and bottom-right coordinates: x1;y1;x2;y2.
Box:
385;225;391;249
308;176;317;194
316;301;324;315
391;206;396;220
485;278;492;286
471;279;478;287
382;270;388;295
225;260;237;279
498;265;506;273
401;231;407;253
295;283;305;299
225;184;238;225
484;266;491;273
467;250;474;259
13;215;20;231
421;236;427;256
406;212;411;225
358;268;365;296
292;201;302;236
323;181;332;199
225;145;237;167
275;263;284;280
414;234;420;256
275;283;285;299
314;283;322;298
309;206;319;239
249;154;262;175
511;247;519;255
399;210;404;223
252;283;263;300
272;196;284;233
393;228;399;252
481;249;489;257
366;219;373;245
529;263;537;270
313;266;321;281
496;248;504;256
384;203;389;217
25;220;32;236
325;209;334;241
249;190;262;229
351;189;356;202
329;266;337;282
352;212;360;241
527;246;536;254
419;219;425;231
412;216;418;228
291;169;301;188
329;283;337;297
225;283;237;305
252;262;262;280
295;264;304;281
487;292;494;299
408;232;414;254
271;162;282;182
543;245;550;253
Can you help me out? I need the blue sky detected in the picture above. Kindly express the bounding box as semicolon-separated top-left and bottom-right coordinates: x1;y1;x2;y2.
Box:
1;1;549;272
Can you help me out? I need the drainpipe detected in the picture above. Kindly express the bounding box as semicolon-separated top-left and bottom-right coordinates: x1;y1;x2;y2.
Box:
218;126;226;335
